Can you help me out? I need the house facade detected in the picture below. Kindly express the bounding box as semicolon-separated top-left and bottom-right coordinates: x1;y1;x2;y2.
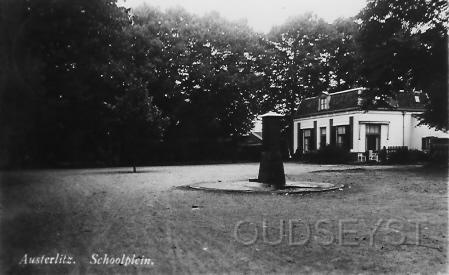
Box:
293;88;448;155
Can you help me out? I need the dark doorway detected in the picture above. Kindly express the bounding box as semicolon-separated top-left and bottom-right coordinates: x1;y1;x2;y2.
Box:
366;124;380;151
366;135;380;151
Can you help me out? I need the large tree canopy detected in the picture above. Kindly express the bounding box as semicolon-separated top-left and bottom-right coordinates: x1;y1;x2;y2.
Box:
262;14;363;154
266;14;363;116
0;0;167;167
357;0;448;130
1;0;447;167
132;6;267;143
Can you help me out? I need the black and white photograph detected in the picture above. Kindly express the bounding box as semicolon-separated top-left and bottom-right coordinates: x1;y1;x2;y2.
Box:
1;0;448;273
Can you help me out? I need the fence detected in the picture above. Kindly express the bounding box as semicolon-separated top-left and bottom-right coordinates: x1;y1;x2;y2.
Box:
386;146;408;155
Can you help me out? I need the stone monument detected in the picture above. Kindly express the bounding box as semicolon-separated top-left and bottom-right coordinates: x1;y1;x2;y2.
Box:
184;111;342;194
257;111;285;189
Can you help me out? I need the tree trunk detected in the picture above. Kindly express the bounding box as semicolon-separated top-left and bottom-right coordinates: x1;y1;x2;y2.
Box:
132;146;137;173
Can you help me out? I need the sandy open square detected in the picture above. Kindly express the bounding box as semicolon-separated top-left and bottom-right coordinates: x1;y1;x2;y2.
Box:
1;163;447;274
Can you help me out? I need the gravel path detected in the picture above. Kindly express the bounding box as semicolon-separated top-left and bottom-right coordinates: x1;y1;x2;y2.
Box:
1;163;447;274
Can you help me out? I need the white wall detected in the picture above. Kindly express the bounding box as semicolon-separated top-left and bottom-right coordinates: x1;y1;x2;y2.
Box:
293;110;449;153
294;111;355;153
293;121;298;152
332;116;349;126
353;111;405;152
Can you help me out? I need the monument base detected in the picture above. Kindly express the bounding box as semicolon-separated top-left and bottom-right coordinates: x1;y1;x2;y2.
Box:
182;180;343;194
257;151;285;189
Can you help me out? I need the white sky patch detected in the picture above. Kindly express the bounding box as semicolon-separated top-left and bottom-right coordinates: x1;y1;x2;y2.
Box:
118;0;367;33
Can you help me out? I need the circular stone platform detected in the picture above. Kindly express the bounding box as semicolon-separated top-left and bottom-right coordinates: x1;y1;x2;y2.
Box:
182;180;343;194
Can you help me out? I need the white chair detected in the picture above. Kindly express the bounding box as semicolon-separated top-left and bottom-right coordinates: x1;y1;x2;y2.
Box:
357;152;366;162
368;150;379;162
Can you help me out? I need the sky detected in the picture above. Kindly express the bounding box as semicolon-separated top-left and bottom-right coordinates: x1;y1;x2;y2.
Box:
118;0;367;33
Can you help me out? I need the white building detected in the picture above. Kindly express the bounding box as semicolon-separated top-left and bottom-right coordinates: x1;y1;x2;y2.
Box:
293;88;448;156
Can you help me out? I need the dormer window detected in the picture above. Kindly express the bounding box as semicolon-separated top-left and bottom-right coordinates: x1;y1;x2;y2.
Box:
319;98;326;110
318;95;329;111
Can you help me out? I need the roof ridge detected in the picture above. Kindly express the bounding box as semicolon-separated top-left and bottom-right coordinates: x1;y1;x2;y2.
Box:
329;87;366;95
301;87;365;101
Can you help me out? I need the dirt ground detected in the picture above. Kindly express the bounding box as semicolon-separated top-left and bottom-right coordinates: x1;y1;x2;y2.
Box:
1;163;447;274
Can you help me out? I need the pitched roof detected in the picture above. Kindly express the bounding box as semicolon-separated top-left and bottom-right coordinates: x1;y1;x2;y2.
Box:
295;88;427;118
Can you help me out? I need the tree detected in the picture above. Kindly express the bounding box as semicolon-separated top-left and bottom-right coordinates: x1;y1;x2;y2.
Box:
132;6;267;160
265;13;363;155
357;0;448;130
330;18;365;91
0;0;167;168
267;14;363;114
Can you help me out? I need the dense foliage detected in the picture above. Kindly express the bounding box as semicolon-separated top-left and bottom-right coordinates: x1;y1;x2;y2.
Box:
357;0;448;130
1;0;447;168
1;0;168;170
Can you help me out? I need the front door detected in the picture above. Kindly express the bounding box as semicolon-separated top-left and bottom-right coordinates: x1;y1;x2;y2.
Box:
366;135;379;151
365;124;381;151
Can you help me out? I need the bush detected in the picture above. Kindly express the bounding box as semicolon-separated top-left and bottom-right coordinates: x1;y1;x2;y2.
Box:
428;145;448;165
299;145;353;164
386;148;428;164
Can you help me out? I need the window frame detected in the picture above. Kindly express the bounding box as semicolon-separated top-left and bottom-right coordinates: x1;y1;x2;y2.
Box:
303;129;312;152
422;136;434;151
319;98;326;110
320;127;326;148
336;126;347;148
